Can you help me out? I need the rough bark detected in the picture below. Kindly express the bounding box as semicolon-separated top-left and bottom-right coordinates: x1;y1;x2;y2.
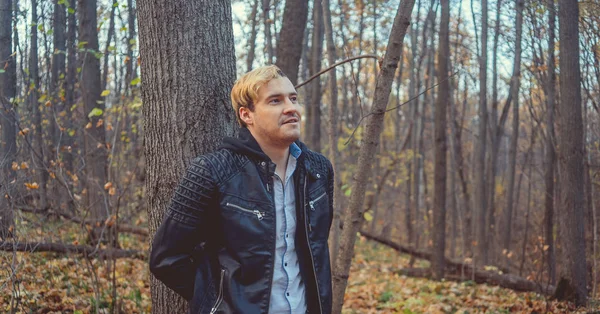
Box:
502;0;524;266
137;0;237;313
78;0;108;222
331;0;416;312
474;0;489;266
432;0;449;281
30;0;49;211
544;0;557;286
554;0;587;306
275;0;308;84
0;0;16;238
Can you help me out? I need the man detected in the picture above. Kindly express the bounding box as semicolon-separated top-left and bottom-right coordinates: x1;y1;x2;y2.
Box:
150;65;334;314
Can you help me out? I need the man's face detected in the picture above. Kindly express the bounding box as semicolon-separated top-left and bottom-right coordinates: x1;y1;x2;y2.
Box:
241;77;302;147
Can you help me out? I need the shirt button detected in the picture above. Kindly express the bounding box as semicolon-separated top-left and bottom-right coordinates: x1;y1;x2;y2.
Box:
286;293;290;296
261;161;266;166
285;263;288;267
316;173;321;178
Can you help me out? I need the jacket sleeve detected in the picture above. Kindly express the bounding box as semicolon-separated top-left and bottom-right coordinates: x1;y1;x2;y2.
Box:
149;156;217;301
327;160;335;232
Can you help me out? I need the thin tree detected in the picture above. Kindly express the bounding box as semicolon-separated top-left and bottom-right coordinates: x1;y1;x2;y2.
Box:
275;0;308;84
137;0;237;312
553;0;587;306
262;0;274;63
432;0;449;281
307;0;324;152
544;0;557;286
502;0;524;267
0;0;16;238
474;0;489;265
332;0;416;311
30;0;49;211
78;0;108;226
246;0;259;72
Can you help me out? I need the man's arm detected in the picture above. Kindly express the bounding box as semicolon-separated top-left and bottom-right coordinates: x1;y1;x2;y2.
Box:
327;160;335;232
149;156;217;301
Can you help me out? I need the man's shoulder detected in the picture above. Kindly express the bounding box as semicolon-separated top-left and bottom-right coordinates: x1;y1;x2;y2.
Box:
190;148;249;181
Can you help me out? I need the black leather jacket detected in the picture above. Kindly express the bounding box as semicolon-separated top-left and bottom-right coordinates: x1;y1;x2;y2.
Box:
149;128;334;314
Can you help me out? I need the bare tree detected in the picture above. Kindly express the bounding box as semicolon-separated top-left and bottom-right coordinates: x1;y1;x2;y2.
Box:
78;0;108;225
502;0;524;267
30;0;49;210
0;0;16;238
275;0;308;84
553;0;588;306
137;0;237;312
307;0;324;152
332;0;416;311
246;0;259;72
544;0;557;286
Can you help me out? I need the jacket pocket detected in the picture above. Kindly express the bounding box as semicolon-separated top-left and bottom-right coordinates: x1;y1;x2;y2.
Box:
308;192;327;211
225;202;266;220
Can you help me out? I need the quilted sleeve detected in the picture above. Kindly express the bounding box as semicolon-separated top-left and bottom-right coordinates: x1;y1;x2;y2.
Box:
149;156;217;301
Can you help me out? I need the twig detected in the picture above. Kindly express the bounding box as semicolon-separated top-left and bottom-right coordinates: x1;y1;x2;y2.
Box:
344;70;460;145
0;241;146;259
295;54;379;89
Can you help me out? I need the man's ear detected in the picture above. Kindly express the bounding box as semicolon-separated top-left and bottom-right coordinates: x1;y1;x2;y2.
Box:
239;107;253;126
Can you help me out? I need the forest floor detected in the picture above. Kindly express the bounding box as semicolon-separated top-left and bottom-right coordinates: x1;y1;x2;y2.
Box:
1;218;598;313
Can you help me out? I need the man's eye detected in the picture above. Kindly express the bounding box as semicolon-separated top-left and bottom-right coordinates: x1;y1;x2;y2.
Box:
290;96;298;103
269;98;280;104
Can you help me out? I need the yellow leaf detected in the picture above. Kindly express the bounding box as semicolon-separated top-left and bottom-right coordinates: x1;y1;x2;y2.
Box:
96;118;104;127
108;187;116;196
19;127;30;135
543;245;549;251
11;162;19;170
101;90;110;97
24;182;39;190
106;123;113;131
104;182;113;190
85;122;92;129
20;162;28;169
45;100;52;107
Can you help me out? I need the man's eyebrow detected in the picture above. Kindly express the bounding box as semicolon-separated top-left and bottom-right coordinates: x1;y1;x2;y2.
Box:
266;92;298;99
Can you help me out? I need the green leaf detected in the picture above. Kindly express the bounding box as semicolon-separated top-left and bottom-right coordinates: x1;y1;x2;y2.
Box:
38;94;47;103
113;1;119;7
37;24;44;32
68;7;75;14
107;45;116;52
120;26;128;32
0;69;5;73
130;77;141;86
77;41;88;48
344;188;352;197
47;29;54;35
101;90;110;97
68;129;75;137
129;39;136;45
88;108;103;118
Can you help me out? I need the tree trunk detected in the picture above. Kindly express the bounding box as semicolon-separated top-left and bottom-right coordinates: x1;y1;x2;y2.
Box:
331;0;416;311
0;0;16;238
137;0;237;313
246;0;259;72
125;0;135;95
474;0;489;266
307;0;324;152
275;0;308;84
502;0;523;267
79;0;108;242
62;0;77;213
262;0;273;63
51;0;66;150
432;0;449;281
554;0;587;306
544;0;557;286
102;0;117;91
322;0;342;259
30;0;49;211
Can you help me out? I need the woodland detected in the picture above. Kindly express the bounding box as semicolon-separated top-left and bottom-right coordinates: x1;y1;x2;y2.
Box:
1;0;600;313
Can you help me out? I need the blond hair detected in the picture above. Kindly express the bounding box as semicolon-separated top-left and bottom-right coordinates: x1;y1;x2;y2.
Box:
231;65;287;127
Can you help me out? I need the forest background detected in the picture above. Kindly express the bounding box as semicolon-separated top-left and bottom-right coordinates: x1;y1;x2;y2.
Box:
1;0;600;313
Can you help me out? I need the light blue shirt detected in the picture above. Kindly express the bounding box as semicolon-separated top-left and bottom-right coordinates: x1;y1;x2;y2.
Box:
268;143;307;314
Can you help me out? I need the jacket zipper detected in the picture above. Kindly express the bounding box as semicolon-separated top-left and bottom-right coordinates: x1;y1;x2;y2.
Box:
308;192;327;211
210;269;226;314
226;202;265;220
304;177;323;314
